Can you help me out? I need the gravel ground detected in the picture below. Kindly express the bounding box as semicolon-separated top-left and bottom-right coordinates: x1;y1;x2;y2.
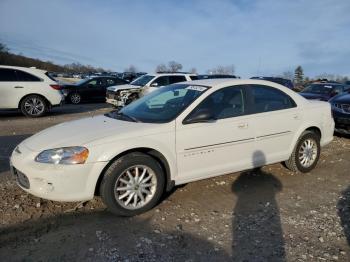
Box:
0;103;350;261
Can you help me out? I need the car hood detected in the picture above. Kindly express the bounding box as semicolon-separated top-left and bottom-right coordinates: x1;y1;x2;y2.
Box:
21;115;166;151
107;84;143;92
331;93;350;103
299;92;330;101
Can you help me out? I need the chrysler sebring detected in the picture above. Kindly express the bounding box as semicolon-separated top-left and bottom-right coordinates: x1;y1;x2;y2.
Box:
11;79;334;216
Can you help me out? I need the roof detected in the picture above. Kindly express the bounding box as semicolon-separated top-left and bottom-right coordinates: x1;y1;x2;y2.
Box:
0;65;47;73
152;72;196;76
186;78;295;89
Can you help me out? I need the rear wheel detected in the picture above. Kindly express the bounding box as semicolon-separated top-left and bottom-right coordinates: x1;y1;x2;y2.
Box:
100;152;165;216
20;95;47;117
285;131;320;173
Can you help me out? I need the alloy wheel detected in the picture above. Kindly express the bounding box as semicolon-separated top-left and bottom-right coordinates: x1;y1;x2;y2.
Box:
24;97;45;116
114;165;157;210
298;138;318;168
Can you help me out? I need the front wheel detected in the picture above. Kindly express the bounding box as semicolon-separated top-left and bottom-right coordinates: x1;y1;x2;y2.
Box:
285;131;321;173
69;93;82;104
100;152;165;216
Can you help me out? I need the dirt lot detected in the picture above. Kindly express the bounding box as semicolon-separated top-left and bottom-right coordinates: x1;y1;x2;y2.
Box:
0;103;350;261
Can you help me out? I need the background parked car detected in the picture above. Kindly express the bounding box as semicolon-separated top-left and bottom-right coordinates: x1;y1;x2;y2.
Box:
61;76;128;104
299;82;348;101
329;91;350;135
106;72;197;107
0;65;63;117
250;77;294;90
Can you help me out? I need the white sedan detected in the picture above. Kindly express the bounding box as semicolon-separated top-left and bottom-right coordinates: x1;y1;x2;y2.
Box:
11;79;334;216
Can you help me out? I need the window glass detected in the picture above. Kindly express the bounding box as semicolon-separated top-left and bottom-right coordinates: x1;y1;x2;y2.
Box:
189;75;199;80
130;75;154;86
250;85;296;113
151;76;169;86
106;78;116;86
16;70;41;81
168;75;187;84
333;85;344;94
87;78;103;87
188;86;245;120
0;68;17;81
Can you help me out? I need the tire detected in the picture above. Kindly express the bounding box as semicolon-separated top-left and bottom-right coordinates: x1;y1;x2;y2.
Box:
69;93;81;104
20;95;47;117
285;131;321;173
100;152;165;216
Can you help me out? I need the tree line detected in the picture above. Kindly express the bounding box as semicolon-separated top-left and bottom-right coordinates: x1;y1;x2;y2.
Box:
0;43;108;73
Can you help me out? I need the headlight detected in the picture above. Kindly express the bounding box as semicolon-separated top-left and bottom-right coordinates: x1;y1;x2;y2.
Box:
35;146;89;164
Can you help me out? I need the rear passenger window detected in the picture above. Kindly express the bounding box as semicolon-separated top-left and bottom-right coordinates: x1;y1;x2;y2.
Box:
0;68;17;81
250;85;296;113
16;70;41;82
168;75;187;84
189;75;199;80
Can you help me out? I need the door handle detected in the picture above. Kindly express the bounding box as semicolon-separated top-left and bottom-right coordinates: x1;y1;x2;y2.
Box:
238;123;248;129
14;86;24;89
293;114;300;120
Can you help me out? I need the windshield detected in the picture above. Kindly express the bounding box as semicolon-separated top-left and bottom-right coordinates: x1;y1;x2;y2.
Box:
301;84;337;95
105;84;209;123
130;75;155;86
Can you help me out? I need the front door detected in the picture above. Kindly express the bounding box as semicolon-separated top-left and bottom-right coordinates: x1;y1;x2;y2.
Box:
175;85;256;183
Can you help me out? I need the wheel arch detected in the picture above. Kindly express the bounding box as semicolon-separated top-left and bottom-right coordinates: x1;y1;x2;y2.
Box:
18;93;52;109
94;147;174;196
304;126;321;138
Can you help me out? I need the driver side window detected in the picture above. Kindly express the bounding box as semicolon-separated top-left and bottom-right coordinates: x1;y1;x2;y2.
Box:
188;86;246;120
151;76;169;87
87;78;104;87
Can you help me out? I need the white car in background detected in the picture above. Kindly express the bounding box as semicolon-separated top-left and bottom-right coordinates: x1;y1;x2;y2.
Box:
0;65;63;117
106;72;197;107
11;79;334;216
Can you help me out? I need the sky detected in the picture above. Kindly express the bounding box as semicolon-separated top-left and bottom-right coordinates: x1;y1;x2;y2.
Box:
0;0;350;77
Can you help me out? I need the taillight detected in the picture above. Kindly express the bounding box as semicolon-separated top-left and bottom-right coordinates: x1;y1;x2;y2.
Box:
50;84;61;90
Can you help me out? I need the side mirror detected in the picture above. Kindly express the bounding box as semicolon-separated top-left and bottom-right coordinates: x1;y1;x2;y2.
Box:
151;82;158;87
183;109;215;124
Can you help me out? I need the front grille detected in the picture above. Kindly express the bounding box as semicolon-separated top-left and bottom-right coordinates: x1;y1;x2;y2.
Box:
13;167;30;189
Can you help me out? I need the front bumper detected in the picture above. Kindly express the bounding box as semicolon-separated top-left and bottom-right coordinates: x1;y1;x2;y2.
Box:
10;143;107;202
106;98;124;107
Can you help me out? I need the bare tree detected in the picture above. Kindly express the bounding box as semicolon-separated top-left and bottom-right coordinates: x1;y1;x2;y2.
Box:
280;71;294;81
207;64;235;75
124;65;137;73
0;42;9;53
155;63;168;73
168;61;183;72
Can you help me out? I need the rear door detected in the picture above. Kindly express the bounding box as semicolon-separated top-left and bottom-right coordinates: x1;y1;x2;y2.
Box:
247;84;300;163
0;68;18;108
